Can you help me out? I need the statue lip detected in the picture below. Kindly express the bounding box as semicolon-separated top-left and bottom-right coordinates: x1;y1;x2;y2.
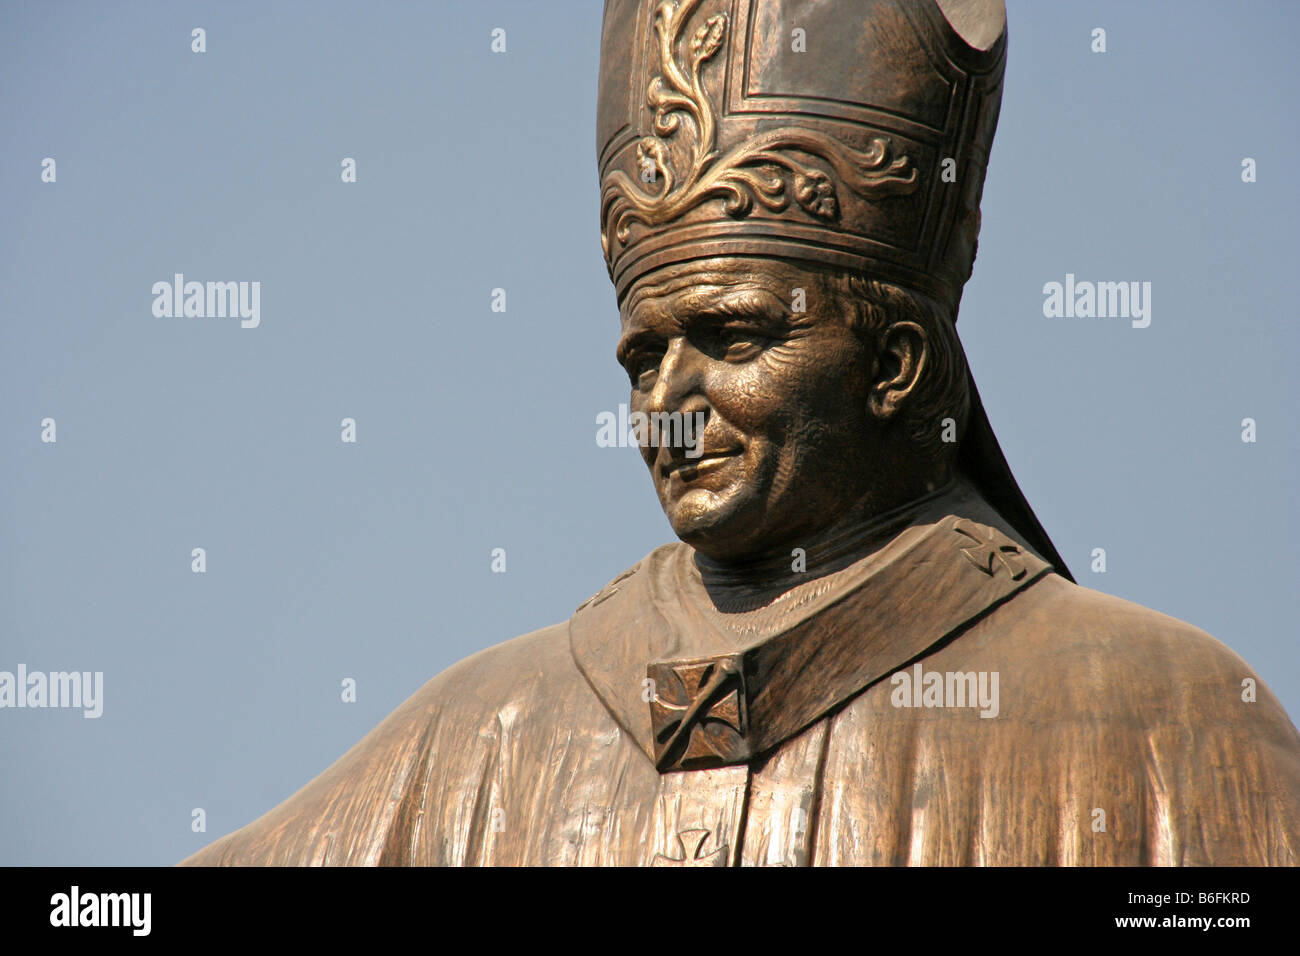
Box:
661;449;739;479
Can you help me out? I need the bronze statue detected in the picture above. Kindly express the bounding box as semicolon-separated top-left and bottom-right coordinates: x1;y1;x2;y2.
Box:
183;0;1300;866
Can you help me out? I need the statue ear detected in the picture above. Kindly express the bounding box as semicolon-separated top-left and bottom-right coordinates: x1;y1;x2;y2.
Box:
867;321;927;421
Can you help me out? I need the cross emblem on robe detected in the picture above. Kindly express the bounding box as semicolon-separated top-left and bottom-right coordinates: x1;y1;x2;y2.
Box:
647;656;748;771
651;828;730;867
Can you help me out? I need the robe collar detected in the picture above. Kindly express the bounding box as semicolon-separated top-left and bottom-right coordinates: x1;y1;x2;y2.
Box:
569;484;1053;772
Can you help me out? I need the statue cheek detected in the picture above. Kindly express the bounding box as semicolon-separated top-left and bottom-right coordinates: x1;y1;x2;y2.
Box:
721;354;808;411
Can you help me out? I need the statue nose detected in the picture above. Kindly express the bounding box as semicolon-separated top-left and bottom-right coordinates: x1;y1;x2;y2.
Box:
645;337;701;416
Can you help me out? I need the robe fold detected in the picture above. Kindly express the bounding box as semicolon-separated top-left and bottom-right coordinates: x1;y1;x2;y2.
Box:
182;488;1300;866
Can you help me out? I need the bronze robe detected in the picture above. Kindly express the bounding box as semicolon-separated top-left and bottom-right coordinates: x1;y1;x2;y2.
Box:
183;490;1300;866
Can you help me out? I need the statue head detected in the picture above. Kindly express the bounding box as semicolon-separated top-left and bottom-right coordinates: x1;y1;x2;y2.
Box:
617;256;970;561
598;0;1069;575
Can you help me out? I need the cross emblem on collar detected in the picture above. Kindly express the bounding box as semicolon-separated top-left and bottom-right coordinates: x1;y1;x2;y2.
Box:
647;655;749;771
953;521;1027;580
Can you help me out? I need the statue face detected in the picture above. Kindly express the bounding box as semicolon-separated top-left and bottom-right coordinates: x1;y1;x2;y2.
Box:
617;256;881;562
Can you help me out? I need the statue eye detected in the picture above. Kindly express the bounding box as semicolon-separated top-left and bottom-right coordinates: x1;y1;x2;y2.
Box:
629;351;663;388
694;325;768;362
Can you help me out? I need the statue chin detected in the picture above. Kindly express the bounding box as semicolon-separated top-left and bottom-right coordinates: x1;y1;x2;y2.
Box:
663;488;763;560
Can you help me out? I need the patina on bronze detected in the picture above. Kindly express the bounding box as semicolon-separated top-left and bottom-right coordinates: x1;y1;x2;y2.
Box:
184;0;1300;866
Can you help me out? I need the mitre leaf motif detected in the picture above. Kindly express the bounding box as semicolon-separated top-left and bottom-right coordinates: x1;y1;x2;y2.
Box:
600;0;920;261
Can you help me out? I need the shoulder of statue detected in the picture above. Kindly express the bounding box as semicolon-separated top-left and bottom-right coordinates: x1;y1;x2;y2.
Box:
572;542;684;617
416;621;587;714
180;620;599;866
996;575;1298;732
1008;574;1236;664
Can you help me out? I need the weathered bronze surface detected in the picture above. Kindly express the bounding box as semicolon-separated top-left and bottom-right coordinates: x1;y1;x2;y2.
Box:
183;0;1300;866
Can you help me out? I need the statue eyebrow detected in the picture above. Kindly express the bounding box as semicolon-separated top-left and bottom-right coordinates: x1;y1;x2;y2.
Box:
690;305;787;331
677;290;790;325
616;327;662;367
